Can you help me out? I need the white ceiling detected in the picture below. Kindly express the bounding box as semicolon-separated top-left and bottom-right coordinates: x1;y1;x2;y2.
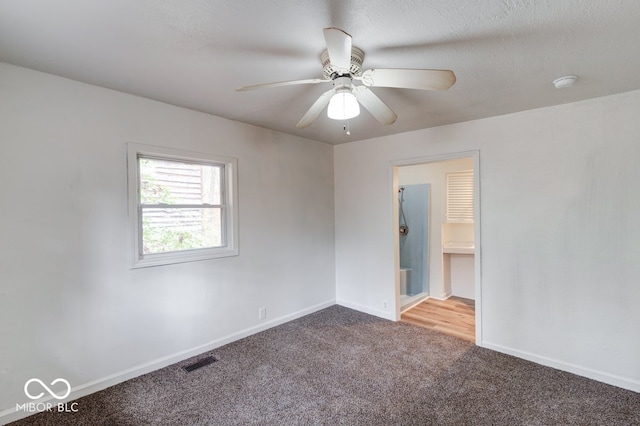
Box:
1;0;639;144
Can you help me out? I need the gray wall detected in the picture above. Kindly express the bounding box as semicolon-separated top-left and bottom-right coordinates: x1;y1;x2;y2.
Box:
335;89;640;392
0;63;336;419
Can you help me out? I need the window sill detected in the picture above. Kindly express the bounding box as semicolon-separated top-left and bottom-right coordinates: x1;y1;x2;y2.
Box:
131;247;238;269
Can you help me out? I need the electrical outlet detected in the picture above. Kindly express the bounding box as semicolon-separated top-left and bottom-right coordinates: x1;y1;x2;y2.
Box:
383;300;389;310
258;307;266;320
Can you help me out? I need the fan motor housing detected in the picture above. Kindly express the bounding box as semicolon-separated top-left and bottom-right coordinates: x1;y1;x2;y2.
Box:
332;76;353;93
321;46;364;79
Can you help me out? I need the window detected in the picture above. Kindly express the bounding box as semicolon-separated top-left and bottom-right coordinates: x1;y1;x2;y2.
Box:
446;170;474;222
128;143;238;268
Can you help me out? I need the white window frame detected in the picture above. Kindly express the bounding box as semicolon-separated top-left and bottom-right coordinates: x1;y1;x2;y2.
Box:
127;143;239;268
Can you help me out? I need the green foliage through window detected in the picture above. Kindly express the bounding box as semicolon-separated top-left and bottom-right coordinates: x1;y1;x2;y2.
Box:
139;157;223;254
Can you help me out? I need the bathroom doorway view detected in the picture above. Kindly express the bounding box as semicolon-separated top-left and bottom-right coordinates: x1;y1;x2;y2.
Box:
394;153;480;343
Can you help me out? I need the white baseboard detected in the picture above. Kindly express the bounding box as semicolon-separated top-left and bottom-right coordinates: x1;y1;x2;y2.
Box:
400;294;430;313
482;341;640;393
0;299;336;425
336;299;395;321
430;292;452;301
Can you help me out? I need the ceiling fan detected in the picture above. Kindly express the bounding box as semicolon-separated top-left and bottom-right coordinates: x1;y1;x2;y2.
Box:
236;27;456;129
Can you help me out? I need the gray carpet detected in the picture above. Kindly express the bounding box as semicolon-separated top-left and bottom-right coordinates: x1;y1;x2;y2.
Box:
10;305;640;425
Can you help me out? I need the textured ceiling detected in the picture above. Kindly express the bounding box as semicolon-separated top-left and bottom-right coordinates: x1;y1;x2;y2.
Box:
1;0;639;144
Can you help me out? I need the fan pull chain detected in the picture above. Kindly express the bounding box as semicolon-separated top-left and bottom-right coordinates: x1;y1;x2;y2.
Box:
343;121;351;136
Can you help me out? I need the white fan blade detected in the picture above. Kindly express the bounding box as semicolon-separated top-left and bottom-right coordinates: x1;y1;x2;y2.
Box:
353;86;397;125
296;89;335;128
323;27;352;71
236;78;329;92
359;68;456;91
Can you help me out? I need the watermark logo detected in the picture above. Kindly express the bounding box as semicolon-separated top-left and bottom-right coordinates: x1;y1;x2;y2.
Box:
24;378;71;400
17;378;78;413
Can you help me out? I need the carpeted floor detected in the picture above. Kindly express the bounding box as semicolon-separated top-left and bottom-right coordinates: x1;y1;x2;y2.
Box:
10;305;640;425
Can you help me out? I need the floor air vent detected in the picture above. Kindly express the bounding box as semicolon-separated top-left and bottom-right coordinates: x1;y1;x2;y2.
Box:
183;356;218;372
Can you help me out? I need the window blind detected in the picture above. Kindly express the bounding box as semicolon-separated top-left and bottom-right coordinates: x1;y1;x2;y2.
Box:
446;170;474;222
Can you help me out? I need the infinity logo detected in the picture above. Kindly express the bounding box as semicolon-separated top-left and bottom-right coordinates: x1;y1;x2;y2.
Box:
24;378;71;400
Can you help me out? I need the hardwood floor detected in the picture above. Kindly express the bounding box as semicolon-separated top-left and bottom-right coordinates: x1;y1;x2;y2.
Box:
401;296;476;342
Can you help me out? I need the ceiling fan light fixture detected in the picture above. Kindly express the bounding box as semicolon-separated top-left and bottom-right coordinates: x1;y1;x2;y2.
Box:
327;91;360;120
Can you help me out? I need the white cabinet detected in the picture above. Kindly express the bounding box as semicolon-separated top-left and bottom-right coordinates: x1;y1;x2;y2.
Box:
449;254;475;299
442;222;475;299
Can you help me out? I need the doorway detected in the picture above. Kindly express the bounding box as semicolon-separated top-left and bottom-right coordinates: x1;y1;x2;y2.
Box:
392;151;481;344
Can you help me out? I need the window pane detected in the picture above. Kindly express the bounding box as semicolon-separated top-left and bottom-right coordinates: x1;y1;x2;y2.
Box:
139;157;222;205
141;207;223;254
